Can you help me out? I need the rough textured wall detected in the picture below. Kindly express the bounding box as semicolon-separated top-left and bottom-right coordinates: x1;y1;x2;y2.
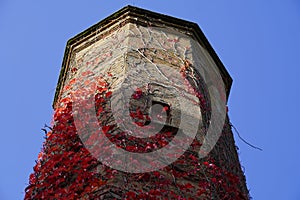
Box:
25;12;249;200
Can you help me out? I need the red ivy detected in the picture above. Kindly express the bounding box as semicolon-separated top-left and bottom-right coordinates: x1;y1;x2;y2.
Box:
25;70;248;200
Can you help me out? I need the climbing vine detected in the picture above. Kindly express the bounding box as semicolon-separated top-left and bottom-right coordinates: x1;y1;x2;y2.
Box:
25;17;248;199
25;67;248;199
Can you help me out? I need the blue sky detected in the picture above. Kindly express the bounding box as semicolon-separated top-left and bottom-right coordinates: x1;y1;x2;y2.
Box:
0;1;300;199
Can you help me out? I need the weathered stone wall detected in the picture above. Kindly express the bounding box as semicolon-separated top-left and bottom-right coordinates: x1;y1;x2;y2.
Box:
26;6;249;199
56;21;248;198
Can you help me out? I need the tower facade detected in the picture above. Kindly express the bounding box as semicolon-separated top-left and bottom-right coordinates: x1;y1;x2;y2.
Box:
25;6;249;199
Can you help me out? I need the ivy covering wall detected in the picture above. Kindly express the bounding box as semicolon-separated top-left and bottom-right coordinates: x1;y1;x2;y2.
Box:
25;6;249;199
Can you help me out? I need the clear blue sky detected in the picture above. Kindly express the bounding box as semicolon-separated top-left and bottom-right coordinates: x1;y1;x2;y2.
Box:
0;1;299;199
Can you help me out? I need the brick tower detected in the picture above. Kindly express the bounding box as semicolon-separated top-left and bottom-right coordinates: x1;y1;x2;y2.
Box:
25;6;249;199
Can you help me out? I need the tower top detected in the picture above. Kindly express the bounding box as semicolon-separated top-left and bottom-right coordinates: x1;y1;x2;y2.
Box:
53;5;232;108
27;6;249;200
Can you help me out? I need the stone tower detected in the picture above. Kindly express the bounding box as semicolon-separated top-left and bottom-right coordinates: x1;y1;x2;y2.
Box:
25;6;249;199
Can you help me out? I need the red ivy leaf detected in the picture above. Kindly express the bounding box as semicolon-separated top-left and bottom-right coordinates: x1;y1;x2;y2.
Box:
105;91;112;98
102;125;112;134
